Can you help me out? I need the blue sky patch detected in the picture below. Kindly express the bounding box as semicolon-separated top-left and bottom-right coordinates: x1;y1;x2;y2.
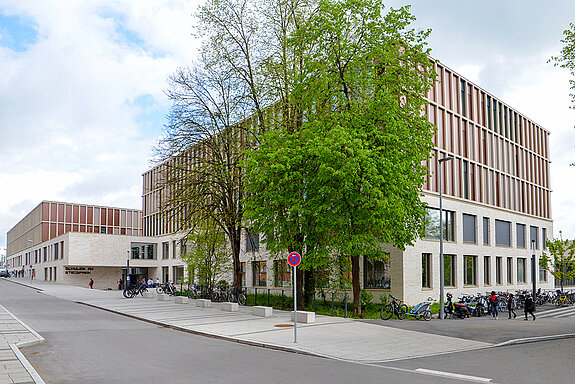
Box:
0;13;38;52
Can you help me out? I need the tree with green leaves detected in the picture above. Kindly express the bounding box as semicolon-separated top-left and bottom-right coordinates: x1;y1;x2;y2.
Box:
539;231;575;292
182;217;232;288
550;22;575;109
245;0;436;314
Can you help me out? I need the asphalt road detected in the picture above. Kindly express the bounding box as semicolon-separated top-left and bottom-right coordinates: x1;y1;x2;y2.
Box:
0;280;477;384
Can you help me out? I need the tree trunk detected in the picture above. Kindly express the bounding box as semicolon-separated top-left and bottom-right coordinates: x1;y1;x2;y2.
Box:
351;255;361;315
230;226;242;291
303;269;315;308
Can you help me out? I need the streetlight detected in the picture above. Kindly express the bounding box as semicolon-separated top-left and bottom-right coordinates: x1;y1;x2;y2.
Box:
27;240;33;281
438;155;454;320
126;250;131;288
531;239;537;299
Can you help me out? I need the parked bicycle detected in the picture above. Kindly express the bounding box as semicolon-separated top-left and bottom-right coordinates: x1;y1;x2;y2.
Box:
380;295;408;320
157;281;176;295
122;282;148;298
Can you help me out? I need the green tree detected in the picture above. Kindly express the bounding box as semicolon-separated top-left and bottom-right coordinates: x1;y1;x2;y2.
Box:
550;22;575;109
182;218;232;288
245;0;436;314
539;231;575;292
155;60;247;290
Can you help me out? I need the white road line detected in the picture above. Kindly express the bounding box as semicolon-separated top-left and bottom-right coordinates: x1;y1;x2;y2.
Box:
415;368;492;382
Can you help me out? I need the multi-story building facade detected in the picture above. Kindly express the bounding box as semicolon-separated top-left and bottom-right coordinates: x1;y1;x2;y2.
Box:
141;60;553;304
6;201;153;288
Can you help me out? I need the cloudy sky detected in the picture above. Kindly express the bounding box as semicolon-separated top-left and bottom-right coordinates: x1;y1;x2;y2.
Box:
1;0;575;257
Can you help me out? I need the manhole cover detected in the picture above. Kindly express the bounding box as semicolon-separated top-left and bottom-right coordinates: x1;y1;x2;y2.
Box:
274;324;294;328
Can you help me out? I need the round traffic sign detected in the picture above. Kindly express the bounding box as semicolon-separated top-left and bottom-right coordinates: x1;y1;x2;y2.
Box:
287;252;301;267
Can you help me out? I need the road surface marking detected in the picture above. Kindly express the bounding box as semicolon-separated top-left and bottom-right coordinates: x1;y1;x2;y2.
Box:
415;368;492;382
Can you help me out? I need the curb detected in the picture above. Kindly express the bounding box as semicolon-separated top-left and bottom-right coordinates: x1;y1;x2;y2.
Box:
77;301;327;360
494;333;575;347
0;304;46;384
3;278;44;292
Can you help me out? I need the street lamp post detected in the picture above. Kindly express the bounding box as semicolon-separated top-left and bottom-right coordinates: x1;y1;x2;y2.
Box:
532;240;537;299
126;250;130;288
439;155;454;320
27;240;33;283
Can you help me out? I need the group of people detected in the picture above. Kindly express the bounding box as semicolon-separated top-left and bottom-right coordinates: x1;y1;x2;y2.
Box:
489;291;535;321
142;277;161;288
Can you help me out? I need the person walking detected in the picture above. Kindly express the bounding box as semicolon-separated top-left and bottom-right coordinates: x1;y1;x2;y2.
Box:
507;293;517;319
489;291;499;319
524;294;536;321
89;278;94;289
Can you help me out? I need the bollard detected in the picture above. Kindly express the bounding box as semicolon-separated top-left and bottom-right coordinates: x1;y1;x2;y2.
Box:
267;289;270;307
255;288;258;306
331;292;334;316
313;291;316;313
281;290;285;311
345;292;348;318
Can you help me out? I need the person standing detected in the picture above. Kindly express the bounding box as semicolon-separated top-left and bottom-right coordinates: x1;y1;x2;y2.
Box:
524;294;536;321
507;293;517;319
489;291;499;319
89;278;94;289
155;277;160;288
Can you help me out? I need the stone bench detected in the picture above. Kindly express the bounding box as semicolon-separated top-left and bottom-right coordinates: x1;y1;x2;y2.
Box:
252;306;273;317
142;291;155;299
291;311;315;323
221;302;239;312
175;296;189;304
157;294;171;301
196;299;212;308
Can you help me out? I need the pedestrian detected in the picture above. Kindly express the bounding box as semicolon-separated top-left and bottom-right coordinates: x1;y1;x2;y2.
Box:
507;293;517;319
89;278;94;289
489;291;499;319
147;277;153;288
524;294;536;321
156;277;160;288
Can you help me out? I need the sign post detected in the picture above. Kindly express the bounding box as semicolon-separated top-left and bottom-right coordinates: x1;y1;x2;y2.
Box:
287;251;301;343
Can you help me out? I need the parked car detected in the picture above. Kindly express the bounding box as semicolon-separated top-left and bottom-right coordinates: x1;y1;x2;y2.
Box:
0;269;10;278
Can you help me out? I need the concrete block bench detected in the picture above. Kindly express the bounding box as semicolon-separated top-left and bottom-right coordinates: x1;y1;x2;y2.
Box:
157;294;171;301
291;311;315;323
253;306;273;317
175;296;189;304
221;302;239;312
143;291;155;299
196;299;212;308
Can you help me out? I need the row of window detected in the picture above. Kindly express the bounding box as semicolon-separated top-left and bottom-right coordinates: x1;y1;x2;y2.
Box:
427;64;548;157
424;207;548;249
10;241;64;269
422;253;547;288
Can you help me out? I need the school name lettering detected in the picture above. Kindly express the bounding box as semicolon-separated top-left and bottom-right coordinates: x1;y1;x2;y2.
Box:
64;267;94;275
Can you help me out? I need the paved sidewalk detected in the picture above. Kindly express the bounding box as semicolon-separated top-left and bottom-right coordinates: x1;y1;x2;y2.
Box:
6;278;575;366
0;303;45;384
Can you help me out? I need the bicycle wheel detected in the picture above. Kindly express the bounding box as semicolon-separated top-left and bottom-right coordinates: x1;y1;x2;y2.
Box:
122;289;130;298
156;286;164;294
237;294;246;306
422;310;432;321
380;304;394;320
397;304;408;320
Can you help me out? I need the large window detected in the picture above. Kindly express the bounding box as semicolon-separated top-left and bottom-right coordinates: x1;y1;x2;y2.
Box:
542;228;547;250
507;257;513;284
162;242;169;259
464;255;477;286
483;217;490;245
246;230;259;252
274;260;291;287
484;256;491;285
495;220;511;246
422;253;432;289
496;256;502;285
364;256;391;289
539;261;547;283
463;160;469;199
252;261;267;287
530;226;538;249
463;214;476;243
516;224;526;248
424;208;455;241
444;254;456;287
517;258;526;283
